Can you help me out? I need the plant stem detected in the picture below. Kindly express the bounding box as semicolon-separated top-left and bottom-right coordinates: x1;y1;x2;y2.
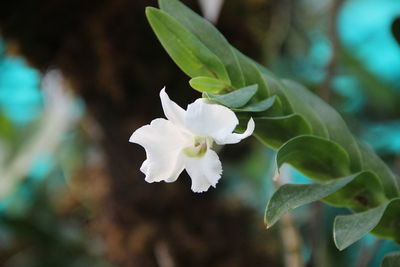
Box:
274;169;304;267
279;212;304;267
319;0;346;103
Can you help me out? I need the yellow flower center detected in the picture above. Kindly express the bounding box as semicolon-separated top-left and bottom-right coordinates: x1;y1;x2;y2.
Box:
183;136;213;158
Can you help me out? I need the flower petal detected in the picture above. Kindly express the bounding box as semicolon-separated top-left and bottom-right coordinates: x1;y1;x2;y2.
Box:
184;149;222;193
129;118;190;183
217;117;255;144
185;99;239;144
160;87;186;128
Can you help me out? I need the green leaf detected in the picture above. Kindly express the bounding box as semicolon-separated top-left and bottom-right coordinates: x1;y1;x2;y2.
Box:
146;7;230;83
277;135;351;181
281;80;362;172
234;49;270;101
254;62;293;115
323;171;387;212
159;0;245;88
205;84;257;108
280;80;329;138
371;198;400;242
358;141;400;199
257;67;364;174
381;252;400;267
189;76;229;94
253;114;312;149
334;204;388;250
265;174;360;228
233;96;276;112
334;198;400;250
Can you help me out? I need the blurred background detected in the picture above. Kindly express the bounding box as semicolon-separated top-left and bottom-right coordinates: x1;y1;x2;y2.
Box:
0;0;399;266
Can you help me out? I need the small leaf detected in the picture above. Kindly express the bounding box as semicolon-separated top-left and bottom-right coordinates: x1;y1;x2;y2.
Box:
334;204;388;250
265;174;360;228
253;114;312;149
205;84;257;108
189;77;228;94
381;252;400;267
146;7;230;83
334;198;400;250
277;135;351;181
233;96;276;112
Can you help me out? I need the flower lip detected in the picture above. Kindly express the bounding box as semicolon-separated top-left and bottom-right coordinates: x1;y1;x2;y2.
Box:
183;136;212;158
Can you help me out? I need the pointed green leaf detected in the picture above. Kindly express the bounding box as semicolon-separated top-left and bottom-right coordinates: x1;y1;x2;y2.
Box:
146;7;230;83
159;0;245;88
253;114;312;149
277;135;351;181
334;198;400;250
189;76;228;94
205;84;257;108
233;96;276;112
334;204;388;250
265;173;361;228
381;252;400;267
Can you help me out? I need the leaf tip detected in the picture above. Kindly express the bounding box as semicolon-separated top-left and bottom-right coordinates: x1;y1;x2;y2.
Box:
333;226;346;251
335;242;346;251
145;6;159;19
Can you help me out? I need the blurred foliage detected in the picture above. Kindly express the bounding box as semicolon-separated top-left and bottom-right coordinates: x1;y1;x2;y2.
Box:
0;172;110;267
0;40;111;266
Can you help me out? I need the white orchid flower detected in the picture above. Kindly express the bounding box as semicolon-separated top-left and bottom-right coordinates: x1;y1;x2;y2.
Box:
129;88;255;193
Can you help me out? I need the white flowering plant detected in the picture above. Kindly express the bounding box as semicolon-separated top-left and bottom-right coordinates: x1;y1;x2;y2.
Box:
130;88;254;193
129;0;400;264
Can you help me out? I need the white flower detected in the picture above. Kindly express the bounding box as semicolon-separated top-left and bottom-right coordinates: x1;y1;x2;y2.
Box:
129;88;255;193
